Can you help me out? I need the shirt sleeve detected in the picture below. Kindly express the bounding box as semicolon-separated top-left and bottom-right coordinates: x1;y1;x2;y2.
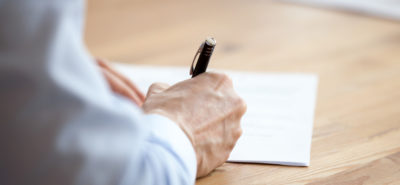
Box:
0;1;197;185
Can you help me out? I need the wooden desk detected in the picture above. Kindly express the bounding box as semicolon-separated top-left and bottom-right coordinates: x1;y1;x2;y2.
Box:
85;0;400;184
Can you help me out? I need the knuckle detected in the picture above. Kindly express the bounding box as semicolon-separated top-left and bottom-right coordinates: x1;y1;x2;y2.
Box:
220;73;233;85
149;83;160;89
238;127;243;136
233;127;243;140
217;73;234;90
149;82;169;90
208;73;234;90
232;127;243;141
205;72;220;79
235;98;247;115
147;83;162;96
209;72;232;84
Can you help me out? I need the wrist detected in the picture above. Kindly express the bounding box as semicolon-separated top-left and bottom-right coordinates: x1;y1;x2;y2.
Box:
143;107;195;147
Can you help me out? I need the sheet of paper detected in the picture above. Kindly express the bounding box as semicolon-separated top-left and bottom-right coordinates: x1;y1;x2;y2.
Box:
283;0;400;21
116;64;318;166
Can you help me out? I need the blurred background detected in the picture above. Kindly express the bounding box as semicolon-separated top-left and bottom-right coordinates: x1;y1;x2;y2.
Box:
84;0;400;71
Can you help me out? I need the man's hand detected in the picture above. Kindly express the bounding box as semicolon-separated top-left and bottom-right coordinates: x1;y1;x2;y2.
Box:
97;59;145;106
142;73;247;178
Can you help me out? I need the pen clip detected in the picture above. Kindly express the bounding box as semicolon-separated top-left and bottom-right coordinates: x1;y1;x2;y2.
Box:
190;43;204;75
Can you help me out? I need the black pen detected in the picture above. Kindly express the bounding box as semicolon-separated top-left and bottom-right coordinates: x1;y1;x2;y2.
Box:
190;37;216;78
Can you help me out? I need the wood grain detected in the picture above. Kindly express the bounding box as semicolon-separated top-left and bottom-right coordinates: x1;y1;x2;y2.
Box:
84;0;400;184
306;152;400;185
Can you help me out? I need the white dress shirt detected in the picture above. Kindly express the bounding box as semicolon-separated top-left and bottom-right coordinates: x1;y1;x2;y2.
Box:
0;0;197;185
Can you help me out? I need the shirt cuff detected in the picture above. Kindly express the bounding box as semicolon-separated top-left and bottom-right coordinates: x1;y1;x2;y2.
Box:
145;114;197;182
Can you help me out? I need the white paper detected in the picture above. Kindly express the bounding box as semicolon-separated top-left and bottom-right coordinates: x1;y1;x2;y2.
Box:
116;64;318;166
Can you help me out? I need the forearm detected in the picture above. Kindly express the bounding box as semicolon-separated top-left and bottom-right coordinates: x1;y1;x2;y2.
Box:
0;0;196;184
121;115;197;185
0;104;196;185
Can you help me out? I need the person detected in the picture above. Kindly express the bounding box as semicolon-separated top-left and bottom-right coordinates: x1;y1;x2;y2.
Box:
0;0;246;185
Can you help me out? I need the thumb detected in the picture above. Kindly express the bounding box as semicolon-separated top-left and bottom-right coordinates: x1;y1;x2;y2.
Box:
146;82;170;98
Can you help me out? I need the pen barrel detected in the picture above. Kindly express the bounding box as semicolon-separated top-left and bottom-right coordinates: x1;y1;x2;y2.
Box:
192;42;215;77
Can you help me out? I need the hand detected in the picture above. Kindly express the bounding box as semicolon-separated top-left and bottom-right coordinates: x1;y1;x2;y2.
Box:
142;73;247;178
97;59;145;106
